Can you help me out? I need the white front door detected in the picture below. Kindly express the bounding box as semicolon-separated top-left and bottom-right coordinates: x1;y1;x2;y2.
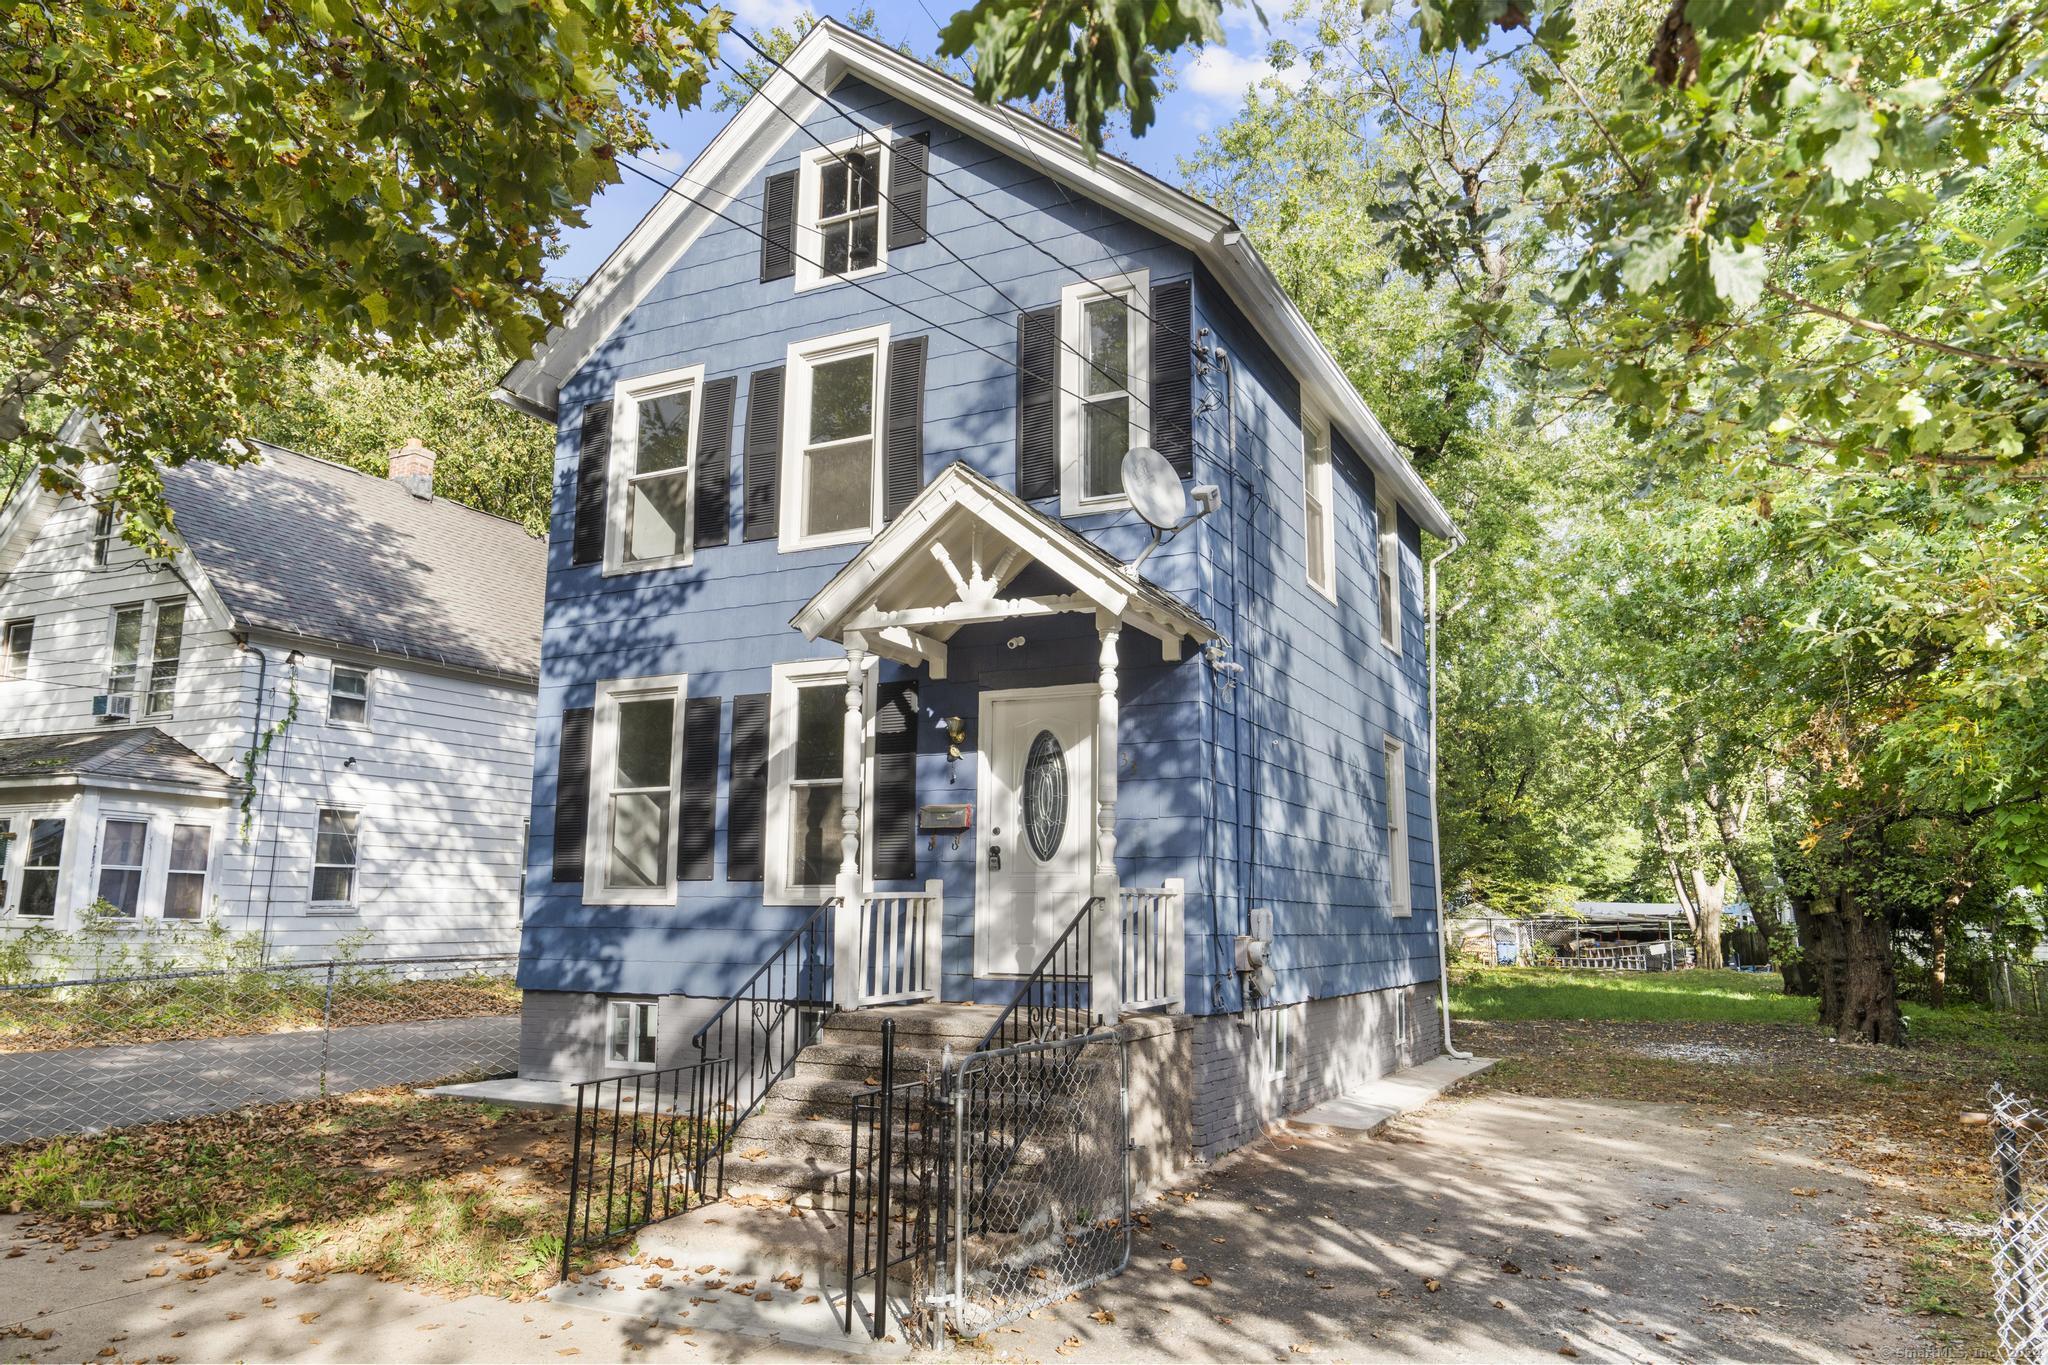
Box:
977;687;1096;976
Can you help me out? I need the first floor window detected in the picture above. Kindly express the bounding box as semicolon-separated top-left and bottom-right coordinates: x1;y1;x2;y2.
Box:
1060;272;1151;514
165;824;211;920
783;327;887;548
587;676;686;904
1;619;30;681
609;366;702;570
607;998;658;1067
1385;738;1411;916
329;664;371;726
1303;412;1335;599
766;659;871;905
20;818;63;917
312;807;360;904
97;818;147;916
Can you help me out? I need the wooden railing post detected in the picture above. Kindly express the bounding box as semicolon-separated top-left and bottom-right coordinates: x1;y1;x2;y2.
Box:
1164;877;1186;1011
922;879;944;999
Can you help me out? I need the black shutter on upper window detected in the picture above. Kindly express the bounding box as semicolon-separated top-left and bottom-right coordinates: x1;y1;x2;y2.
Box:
693;376;737;550
883;334;927;521
726;693;769;882
571;402;611;567
1151;279;1194;479
552;706;593;882
677;696;721;881
760;170;798;282
885;132;931;250
743;366;784;542
871;681;919;883
1016;306;1059;501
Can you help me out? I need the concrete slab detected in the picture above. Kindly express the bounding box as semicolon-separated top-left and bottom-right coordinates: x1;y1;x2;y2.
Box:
424;1076;577;1111
1286;1054;1497;1134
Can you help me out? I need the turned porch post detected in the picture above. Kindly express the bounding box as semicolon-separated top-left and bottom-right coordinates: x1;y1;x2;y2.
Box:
832;638;867;1010
1091;611;1123;1025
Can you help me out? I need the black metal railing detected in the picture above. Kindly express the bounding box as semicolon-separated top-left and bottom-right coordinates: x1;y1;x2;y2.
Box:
843;1018;942;1343
560;1056;731;1281
689;898;837;1198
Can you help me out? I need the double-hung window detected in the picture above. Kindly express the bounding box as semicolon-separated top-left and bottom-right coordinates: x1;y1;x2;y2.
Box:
164;824;211;920
1303;410;1335;600
90;506;116;567
107;604;145;708
312;807;361;906
20;818;64;918
1384;738;1411;917
104;599;187;720
1;619;30;681
765;658;873;906
1059;271;1151;516
606;365;704;573
146;601;184;716
606;999;658;1068
586;675;687;906
96;818;147;917
795;136;888;290
329;664;371;727
781;326;888;550
1377;495;1403;654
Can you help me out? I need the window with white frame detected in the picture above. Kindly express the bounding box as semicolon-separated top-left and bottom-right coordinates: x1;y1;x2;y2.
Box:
311;807;360;906
96;818;147;916
606;364;704;573
1384;738;1412;917
795;136;888;291
20;818;64;918
164;823;210;920
606;998;658;1068
104;599;187;719
1059;271;1151;515
766;658;873;906
107;604;144;707
1378;495;1403;654
1303;410;1335;600
329;664;371;727
781;327;888;550
90;506;115;567
1;619;30;681
586;675;686;905
146;600;184;716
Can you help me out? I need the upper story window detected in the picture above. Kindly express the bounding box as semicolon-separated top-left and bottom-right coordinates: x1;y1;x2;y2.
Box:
104;598;186;720
1059;271;1151;517
90;506;116;567
765;657;874;906
1384;737;1412;916
586;674;686;906
606;364;704;574
1377;495;1403;655
781;325;888;551
1;619;30;681
329;664;372;727
796;136;889;291
1303;409;1335;601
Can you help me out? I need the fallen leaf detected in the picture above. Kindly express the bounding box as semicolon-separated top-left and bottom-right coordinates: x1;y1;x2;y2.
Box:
1169;1257;1187;1272
1191;1275;1213;1288
1425;1278;1442;1293
1790;1187;1820;1198
298;1312;321;1325
1501;1261;1522;1275
1559;1346;1581;1358
1089;1309;1115;1325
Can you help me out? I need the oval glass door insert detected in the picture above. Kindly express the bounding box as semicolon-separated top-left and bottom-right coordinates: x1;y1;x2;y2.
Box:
1022;730;1068;862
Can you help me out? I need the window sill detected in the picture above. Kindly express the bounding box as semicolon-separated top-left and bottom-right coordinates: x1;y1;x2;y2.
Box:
306;904;361;917
582;886;678;908
602;552;696;577
794;263;888;295
1058;493;1135;520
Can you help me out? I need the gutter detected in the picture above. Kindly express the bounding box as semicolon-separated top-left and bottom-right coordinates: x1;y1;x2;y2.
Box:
1428;533;1473;1061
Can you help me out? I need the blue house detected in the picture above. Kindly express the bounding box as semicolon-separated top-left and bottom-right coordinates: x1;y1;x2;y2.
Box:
496;22;1458;1170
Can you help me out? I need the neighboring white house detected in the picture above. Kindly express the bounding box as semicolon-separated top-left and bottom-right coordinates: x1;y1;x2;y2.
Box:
0;434;545;962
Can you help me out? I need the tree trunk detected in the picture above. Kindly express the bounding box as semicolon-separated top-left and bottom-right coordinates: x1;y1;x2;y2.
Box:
1689;867;1727;970
1781;898;1819;997
1806;888;1902;1044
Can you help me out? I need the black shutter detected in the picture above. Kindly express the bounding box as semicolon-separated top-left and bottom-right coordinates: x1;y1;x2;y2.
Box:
883;334;927;521
1016;306;1059;500
1151;279;1194;478
886;132;931;250
678;696;721;880
871;681;919;883
743;366;784;542
726;693;769;882
694;376;737;549
552;706;593;883
760;170;797;282
571;402;611;567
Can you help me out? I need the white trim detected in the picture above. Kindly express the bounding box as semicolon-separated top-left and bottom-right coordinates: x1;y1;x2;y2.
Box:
1;805;76;921
163;819;214;921
605;363;707;575
93;813;149;917
584;672;690;907
309;804;363;910
794;129;892;293
1378;493;1404;656
493;22;1455;541
327;662;374;730
779;323;891;551
1385;737;1411;918
1302;404;1336;602
972;682;1098;978
604;997;660;1070
765;656;877;907
1058;271;1151;517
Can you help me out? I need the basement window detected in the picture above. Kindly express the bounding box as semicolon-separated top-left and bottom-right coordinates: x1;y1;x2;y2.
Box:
607;999;658;1068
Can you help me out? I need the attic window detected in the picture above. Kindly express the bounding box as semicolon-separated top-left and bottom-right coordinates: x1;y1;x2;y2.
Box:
90;507;116;567
796;135;889;291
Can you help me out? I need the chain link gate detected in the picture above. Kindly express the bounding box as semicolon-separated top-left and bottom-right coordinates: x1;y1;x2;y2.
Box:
1990;1085;2048;1363
932;1029;1131;1338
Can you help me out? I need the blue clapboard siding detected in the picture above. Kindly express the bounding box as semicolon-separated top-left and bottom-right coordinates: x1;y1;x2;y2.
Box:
518;73;1439;1010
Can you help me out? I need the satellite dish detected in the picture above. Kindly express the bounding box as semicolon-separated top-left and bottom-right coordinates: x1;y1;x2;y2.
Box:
1122;445;1187;531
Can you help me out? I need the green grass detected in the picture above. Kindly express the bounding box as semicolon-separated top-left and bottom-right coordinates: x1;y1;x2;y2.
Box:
1450;966;1820;1024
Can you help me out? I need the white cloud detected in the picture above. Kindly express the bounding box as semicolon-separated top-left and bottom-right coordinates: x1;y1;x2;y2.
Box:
639;146;689;173
1182;45;1306;104
724;0;811;34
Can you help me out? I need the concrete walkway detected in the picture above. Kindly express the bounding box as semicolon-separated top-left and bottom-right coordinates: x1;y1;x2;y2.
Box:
0;1016;518;1142
1290;1054;1496;1133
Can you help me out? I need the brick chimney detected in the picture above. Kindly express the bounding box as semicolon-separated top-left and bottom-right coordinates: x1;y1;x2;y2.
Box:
388;438;437;500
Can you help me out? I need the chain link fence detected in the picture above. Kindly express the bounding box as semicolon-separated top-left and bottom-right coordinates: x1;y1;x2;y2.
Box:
1991;1085;2048;1364
939;1031;1131;1337
0;954;519;1144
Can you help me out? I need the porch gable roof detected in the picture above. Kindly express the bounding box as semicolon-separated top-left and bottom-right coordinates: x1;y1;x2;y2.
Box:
790;464;1217;677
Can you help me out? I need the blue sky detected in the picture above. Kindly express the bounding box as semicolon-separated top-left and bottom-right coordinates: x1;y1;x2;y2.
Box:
551;0;1309;282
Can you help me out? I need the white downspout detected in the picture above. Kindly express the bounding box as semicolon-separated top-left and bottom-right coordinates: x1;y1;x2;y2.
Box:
1428;532;1472;1060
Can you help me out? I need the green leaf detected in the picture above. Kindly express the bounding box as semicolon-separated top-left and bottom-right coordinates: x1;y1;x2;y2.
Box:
1707;239;1769;311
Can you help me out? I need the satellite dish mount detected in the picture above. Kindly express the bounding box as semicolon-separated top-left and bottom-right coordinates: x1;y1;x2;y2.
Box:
1120;445;1220;571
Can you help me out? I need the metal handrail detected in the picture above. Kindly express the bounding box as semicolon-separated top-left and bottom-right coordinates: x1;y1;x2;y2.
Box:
688;898;838;1053
972;896;1101;1054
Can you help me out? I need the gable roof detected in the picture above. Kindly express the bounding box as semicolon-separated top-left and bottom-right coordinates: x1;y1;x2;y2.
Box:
0;727;236;794
497;20;1454;541
160;442;545;683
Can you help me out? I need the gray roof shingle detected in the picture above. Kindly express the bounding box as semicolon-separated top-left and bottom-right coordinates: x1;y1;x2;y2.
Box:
162;442;545;682
0;728;236;792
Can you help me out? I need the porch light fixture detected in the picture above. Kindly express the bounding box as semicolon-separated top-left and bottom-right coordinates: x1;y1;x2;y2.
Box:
944;715;967;762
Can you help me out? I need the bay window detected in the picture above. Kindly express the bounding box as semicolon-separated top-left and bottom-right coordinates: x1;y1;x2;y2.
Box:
20;818;64;918
96;818;147;916
165;823;211;920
